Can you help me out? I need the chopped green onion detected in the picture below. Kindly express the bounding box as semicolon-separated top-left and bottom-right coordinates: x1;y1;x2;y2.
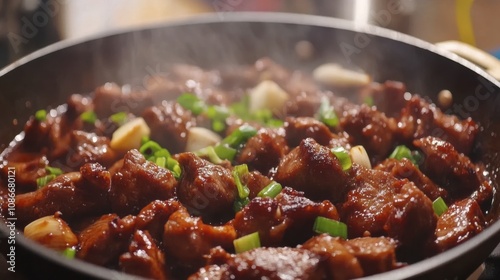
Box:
317;97;339;127
167;158;181;179
230;95;251;120
433;197;448;217
45;166;63;176
62;247;76;259
313;217;348;239
233;232;261;253
212;120;226;132
35;109;47;121
331;147;352;171
266;118;284;128
155;157;166;168
232;164;250;199
36;174;56;188
221;124;257;148
194;146;223;164
257;181;282;198
80;111;97;124
177;93;206;115
412;150;424;166
214;144;237;161
233;197;250;212
110;112;128;125
141;136;151;145
139;140;163;158
389;145;417;165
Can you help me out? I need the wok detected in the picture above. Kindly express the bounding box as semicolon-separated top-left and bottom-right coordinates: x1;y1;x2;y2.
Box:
0;13;500;280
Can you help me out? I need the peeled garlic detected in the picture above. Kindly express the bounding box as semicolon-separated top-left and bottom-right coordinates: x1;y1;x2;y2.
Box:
185;127;222;152
24;215;78;250
313;63;370;88
249;80;289;113
350;145;371;169
110;117;150;152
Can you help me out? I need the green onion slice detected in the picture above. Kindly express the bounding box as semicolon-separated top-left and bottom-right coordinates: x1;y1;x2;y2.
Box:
317;97;339;127
222;124;257;148
36;174;56;188
364;96;374;107
389;145;417;165
233;197;250;212
313;217;348;239
331;147;352;171
139;140;163;158
194;146;223;164
45;166;63;176
233;232;261;254
62;247;76;259
35;109;47;121
110;112;128;125
257;181;282;198
232;164;250;199
177;93;206;115
155;157;166;168
80;111;97;124
433;197;448;217
214;144;237;161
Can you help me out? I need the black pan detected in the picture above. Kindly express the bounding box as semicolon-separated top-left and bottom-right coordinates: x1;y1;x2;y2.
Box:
1;13;500;280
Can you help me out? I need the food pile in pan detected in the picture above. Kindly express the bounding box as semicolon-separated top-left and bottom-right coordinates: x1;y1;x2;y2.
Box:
0;58;493;279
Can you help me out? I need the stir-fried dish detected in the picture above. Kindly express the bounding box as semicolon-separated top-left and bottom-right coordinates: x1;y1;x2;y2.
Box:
0;58;494;279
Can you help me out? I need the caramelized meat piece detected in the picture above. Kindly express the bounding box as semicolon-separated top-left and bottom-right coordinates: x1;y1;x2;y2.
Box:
398;95;478;154
414;136;493;206
434;198;486;253
375;158;447;201
119;230;169;280
66;130;118;169
135;199;181;242
284;117;333;147
163;207;236;269
233;187;338;247
302;234;364;280
341;166;436;257
340;104;397;161
177;153;236;219
191;247;327;280
343;237;399;276
142;102;196;154
109;150;177;215
77;214;136;266
0;156;48;193
93;83;154;117
236;128;289;175
14;163;111;227
284;91;322;118
189;265;225;280
371;80;408;118
244;170;272;199
274;138;349;202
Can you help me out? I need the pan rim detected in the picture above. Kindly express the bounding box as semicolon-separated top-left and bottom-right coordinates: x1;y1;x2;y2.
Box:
1;12;499;280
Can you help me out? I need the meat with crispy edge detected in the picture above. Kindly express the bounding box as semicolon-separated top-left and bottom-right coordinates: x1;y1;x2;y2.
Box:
109;149;177;216
142;101;196;154
414;136;493;206
375;158;447;201
163;207;236;270
341;165;437;259
77;214;136;266
233;187;339;247
433;198;486;253
13;162;110;227
176;152;237;220
135;199;182;242
273;138;349;202
235;128;289;175
65;130;119;169
119;230;169;280
398;95;478;155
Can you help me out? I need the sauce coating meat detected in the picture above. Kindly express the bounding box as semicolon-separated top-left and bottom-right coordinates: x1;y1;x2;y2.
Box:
0;58;494;279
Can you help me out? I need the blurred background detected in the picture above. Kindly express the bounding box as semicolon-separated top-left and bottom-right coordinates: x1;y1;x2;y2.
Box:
1;0;500;69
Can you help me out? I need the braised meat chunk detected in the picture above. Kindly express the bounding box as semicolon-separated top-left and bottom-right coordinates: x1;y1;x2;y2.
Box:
109;149;177;215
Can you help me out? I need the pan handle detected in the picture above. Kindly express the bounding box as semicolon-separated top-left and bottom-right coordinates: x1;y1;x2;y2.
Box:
436;40;500;80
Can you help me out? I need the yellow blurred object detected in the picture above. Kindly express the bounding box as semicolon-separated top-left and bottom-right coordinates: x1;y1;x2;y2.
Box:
455;0;476;46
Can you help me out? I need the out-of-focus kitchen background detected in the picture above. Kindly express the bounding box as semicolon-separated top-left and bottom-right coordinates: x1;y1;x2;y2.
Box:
1;0;500;69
